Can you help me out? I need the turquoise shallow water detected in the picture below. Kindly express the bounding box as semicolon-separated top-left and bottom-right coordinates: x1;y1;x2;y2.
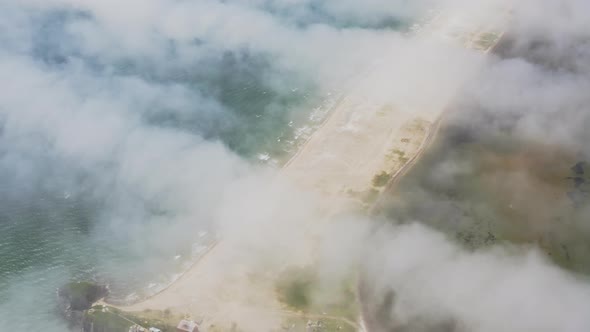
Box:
0;43;328;328
0;76;325;330
0;39;347;329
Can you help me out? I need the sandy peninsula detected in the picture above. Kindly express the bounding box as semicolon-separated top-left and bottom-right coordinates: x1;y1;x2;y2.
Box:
109;8;508;332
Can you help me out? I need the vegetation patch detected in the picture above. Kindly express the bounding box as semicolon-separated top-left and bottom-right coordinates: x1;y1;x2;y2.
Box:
388;149;410;164
281;317;356;332
59;281;108;311
84;306;133;332
276;266;317;310
84;305;178;332
391;149;405;158
477;32;500;48
276;265;359;326
407;118;429;132
372;171;392;187
380;117;590;273
363;188;380;204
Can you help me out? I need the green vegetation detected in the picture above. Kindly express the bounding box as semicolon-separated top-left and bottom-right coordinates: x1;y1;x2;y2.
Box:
275;265;359;324
379;118;590;273
346;187;382;206
276;266;316;310
59;281;108;311
84;305;178;332
408;118;428;132
389;149;409;164
391;149;405;158
372;171;391;187
363;188;380;204
322;279;358;321
477;32;500;49
84;306;133;331
281;317;356;332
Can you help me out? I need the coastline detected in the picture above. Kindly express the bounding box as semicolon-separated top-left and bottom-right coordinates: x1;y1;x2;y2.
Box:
103;9;510;332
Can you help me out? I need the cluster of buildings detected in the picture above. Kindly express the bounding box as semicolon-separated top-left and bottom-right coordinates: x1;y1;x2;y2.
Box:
306;320;323;332
128;319;199;332
176;319;200;332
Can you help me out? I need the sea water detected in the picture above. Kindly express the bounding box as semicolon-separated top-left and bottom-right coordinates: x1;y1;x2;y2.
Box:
0;60;335;329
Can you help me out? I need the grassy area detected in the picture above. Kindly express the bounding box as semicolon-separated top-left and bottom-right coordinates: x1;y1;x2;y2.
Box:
276;266;316;311
390;149;405;158
59;281;108;311
281;317;356;332
362;188;380;204
372;171;391;187
347;188;381;207
476;32;500;49
85;306;133;331
388;149;409;164
275;266;359;322
84;305;178;332
379;117;590;273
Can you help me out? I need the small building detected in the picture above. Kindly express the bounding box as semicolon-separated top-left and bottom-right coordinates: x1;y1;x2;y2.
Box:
149;328;162;332
177;319;200;332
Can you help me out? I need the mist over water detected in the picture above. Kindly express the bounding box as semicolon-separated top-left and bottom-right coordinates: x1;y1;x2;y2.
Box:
0;30;312;332
0;1;415;330
3;0;590;331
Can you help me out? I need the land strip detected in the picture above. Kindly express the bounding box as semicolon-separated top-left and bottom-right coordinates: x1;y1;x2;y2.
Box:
107;8;510;332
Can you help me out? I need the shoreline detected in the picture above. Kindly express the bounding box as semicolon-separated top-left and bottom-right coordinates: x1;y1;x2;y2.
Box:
103;9;510;331
104;240;221;307
102;54;357;311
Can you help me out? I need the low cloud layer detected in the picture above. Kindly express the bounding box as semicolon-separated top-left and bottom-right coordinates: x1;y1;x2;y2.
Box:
357;0;590;331
1;0;590;331
361;224;590;332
